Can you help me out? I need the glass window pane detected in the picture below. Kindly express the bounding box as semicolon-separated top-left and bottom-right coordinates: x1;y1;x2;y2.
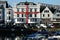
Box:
48;14;50;17
35;14;37;17
43;14;45;17
17;14;19;17
34;8;37;12
44;10;49;13
30;8;32;12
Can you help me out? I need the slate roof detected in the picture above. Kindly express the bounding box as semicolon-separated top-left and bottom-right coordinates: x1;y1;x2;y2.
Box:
40;5;46;13
0;1;12;8
17;2;60;13
40;3;58;13
17;2;36;5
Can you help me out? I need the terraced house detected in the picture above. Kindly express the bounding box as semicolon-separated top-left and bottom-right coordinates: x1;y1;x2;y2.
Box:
40;4;60;27
0;1;13;27
0;1;60;40
0;1;60;28
13;2;40;27
13;1;60;28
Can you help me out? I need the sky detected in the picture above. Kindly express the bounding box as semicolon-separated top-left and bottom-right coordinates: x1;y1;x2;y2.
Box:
2;0;60;7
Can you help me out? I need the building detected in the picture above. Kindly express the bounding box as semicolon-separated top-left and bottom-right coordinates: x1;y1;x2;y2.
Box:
0;1;13;27
0;1;9;26
40;4;60;27
5;6;14;25
13;2;40;27
40;6;54;24
0;1;60;27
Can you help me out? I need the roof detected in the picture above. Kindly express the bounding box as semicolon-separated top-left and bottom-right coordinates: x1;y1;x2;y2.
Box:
40;5;46;13
0;1;12;8
17;2;36;5
40;5;56;13
41;3;60;9
40;3;60;13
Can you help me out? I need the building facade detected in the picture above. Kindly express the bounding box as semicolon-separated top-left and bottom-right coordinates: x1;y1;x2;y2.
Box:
0;1;13;27
13;2;40;27
0;1;60;27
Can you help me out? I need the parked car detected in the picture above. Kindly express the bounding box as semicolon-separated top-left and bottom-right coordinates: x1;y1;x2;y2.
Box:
47;24;54;28
55;30;60;35
40;24;47;28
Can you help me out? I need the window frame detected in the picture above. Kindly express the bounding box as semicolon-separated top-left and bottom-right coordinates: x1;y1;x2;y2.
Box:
44;10;49;13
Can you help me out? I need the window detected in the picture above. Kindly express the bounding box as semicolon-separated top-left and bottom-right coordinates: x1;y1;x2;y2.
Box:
9;16;10;20
17;8;19;12
30;14;32;17
30;8;32;12
44;10;49;13
57;14;60;16
35;14;37;17
48;14;50;17
17;14;19;17
34;8;37;12
17;18;24;22
22;14;23;17
31;19;37;22
0;11;1;14
35;19;37;22
0;16;1;19
9;11;10;14
22;19;24;22
43;14;45;17
31;19;33;22
17;18;21;21
32;19;34;21
22;8;24;12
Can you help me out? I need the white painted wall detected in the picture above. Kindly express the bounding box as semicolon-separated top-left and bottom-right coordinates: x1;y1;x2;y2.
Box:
13;4;40;24
41;7;53;19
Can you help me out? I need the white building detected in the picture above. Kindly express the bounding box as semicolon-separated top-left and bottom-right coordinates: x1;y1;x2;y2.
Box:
5;7;14;25
0;1;14;26
13;2;40;26
0;1;9;26
40;6;54;24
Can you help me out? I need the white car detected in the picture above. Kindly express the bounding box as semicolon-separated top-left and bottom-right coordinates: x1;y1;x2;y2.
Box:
40;24;47;28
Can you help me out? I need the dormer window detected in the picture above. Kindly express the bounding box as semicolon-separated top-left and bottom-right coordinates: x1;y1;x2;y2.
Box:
57;10;60;13
57;14;60;16
20;3;24;5
44;10;49;13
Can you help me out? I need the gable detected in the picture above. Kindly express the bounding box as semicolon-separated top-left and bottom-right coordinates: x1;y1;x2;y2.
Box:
41;7;53;13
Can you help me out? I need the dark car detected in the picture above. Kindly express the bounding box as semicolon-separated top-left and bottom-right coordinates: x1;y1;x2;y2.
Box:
55;31;60;35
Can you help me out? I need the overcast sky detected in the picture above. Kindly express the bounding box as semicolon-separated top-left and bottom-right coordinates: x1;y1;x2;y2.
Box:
2;0;60;7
